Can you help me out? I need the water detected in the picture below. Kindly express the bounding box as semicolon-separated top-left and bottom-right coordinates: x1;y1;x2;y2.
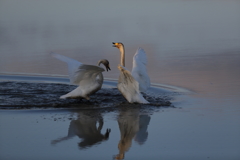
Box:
0;0;240;159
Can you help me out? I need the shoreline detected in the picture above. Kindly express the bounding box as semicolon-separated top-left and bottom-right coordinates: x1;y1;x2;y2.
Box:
0;74;184;110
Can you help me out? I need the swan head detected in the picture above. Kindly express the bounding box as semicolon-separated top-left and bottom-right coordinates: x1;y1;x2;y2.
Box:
112;42;124;49
98;59;111;72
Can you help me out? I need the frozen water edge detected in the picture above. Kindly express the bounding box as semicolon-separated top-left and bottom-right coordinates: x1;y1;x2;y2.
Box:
0;73;191;109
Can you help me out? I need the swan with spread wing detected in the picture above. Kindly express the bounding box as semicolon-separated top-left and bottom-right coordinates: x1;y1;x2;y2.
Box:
50;52;110;100
112;42;150;104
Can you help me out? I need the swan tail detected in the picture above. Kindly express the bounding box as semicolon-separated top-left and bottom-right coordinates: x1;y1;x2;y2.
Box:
138;95;149;104
59;87;90;100
60;94;69;99
59;87;81;99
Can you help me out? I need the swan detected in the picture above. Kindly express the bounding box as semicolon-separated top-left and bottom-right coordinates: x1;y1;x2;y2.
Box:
50;52;111;100
112;42;149;104
112;42;150;92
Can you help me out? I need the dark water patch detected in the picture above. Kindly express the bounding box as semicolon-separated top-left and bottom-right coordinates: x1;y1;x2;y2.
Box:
0;81;173;109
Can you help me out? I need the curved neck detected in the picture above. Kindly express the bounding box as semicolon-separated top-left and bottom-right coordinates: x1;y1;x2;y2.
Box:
119;46;125;66
97;60;102;66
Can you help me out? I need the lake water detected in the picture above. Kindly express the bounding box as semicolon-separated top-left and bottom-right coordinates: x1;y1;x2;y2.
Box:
0;0;240;159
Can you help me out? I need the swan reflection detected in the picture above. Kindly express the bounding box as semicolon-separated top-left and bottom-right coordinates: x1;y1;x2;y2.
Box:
114;108;151;159
51;110;110;149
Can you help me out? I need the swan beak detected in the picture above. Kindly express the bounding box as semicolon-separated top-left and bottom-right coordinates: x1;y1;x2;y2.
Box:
112;42;117;47
106;64;111;72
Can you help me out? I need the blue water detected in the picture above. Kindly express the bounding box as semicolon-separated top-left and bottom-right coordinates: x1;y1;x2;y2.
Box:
0;75;239;160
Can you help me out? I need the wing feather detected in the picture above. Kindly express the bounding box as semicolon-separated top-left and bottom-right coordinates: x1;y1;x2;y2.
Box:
73;64;104;85
50;52;105;99
50;52;83;84
131;48;150;92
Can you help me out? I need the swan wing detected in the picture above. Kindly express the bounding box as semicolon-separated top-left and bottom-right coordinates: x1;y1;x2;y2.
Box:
73;64;104;85
131;48;150;92
50;52;83;84
59;64;105;99
118;65;149;104
51;52;105;99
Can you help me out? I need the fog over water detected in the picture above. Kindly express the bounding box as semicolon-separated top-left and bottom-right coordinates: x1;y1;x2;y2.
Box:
0;0;240;159
0;1;239;97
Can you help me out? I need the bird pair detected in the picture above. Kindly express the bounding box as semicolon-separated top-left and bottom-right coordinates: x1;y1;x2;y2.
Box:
51;42;150;104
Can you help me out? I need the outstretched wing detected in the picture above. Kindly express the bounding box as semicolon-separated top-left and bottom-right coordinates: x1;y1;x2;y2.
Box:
73;64;104;85
118;65;149;104
131;48;150;92
50;52;83;84
51;52;105;85
59;65;105;99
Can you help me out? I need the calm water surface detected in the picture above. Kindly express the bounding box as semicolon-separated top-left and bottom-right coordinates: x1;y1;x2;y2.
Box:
0;0;240;159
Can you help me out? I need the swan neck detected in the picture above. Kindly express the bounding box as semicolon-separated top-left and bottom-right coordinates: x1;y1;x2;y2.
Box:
97;60;102;66
119;46;125;66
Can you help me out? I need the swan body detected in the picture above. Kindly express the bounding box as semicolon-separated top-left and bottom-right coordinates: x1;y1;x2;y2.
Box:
50;52;110;100
112;42;150;104
117;65;149;104
112;43;150;92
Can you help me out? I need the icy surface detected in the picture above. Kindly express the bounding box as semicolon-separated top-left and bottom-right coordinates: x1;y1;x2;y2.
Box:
0;81;175;109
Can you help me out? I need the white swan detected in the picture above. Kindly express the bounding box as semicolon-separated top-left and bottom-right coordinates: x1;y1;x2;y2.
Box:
50;52;110;100
112;42;150;92
112;42;149;104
